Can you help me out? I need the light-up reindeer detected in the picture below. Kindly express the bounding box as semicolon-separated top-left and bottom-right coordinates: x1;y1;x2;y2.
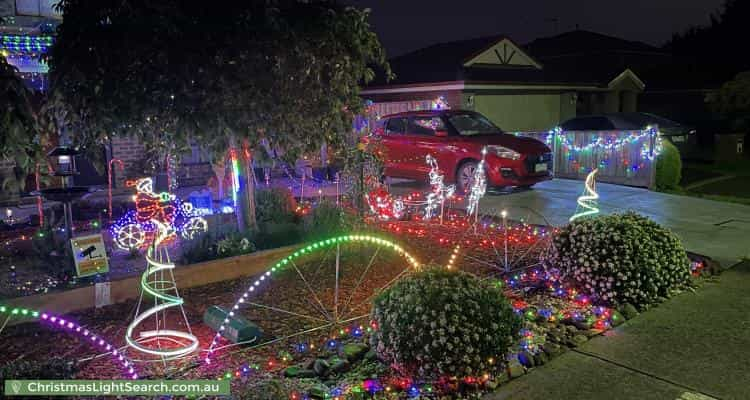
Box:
424;155;455;223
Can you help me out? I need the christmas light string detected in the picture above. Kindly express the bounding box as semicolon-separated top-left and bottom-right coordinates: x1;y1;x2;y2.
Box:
0;305;138;379
0;34;53;53
544;126;663;174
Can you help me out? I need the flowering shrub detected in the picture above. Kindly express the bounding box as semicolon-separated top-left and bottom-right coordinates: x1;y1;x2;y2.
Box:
551;212;691;307
371;268;521;379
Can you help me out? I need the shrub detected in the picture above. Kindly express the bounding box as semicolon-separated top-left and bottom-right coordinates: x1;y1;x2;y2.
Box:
302;200;357;239
655;140;682;190
180;231;255;264
372;268;521;379
255;188;298;224
551;212;691;307
252;222;303;250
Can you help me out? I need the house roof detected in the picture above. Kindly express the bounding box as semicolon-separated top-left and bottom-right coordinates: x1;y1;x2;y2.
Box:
371;30;659;90
525;29;664;57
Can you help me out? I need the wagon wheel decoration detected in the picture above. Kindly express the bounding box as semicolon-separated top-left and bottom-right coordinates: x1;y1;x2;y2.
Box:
114;223;146;250
180;217;208;240
460;206;556;278
205;235;420;365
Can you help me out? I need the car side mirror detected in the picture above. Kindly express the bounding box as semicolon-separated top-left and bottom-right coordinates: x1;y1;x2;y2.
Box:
435;130;449;137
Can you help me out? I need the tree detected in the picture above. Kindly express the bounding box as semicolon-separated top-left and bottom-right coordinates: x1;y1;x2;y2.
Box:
0;56;44;193
666;0;750;86
711;71;750;134
49;0;390;230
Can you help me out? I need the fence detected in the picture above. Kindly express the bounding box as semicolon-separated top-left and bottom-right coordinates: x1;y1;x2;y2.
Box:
518;127;660;188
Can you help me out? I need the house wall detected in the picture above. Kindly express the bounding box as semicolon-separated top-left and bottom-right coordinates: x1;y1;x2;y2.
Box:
472;92;570;131
363;90;464;114
109;136;214;189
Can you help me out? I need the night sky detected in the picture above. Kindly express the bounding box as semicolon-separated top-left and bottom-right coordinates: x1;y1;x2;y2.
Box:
345;0;725;57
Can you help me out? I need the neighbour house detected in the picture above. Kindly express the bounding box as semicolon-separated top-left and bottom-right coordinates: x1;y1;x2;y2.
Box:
363;30;658;132
0;0;215;200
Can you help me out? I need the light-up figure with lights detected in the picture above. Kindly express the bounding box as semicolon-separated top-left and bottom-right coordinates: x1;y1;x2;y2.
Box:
466;147;488;219
111;178;207;250
424;155;455;221
569;168;600;222
126;220;199;361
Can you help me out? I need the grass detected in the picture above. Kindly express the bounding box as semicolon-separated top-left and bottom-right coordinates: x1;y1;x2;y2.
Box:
667;160;750;205
690;176;750;197
679;167;722;186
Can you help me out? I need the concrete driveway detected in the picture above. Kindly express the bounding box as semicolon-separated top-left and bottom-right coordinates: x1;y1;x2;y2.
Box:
394;178;750;266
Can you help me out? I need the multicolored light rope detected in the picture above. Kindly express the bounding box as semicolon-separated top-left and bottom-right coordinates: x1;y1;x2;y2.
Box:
126;221;199;359
0;305;138;379
569;168;600;222
205;234;420;364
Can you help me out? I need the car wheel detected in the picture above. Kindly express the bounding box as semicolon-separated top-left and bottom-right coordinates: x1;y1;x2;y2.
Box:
456;161;481;194
518;184;534;190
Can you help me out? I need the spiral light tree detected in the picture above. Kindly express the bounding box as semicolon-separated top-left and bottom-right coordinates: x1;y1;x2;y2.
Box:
569;168;600;222
126;220;199;363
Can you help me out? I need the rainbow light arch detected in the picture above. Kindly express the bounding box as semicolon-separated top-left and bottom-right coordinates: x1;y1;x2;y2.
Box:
0;305;138;379
204;234;420;364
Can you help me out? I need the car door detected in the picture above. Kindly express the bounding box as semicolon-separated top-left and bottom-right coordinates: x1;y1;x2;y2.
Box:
380;117;411;178
408;116;453;178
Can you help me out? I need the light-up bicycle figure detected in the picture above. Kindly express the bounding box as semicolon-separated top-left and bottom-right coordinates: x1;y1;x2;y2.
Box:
111;178;207;250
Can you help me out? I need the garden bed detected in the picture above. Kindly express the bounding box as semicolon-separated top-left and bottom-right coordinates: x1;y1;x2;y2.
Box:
0;211;715;399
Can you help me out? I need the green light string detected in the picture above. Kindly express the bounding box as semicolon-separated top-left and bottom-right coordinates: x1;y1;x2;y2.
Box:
205;234;420;364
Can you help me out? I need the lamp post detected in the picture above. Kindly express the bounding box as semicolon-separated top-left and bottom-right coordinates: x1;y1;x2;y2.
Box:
48;147;80;241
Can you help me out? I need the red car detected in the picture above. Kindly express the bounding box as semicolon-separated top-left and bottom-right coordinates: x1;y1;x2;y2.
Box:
370;110;552;193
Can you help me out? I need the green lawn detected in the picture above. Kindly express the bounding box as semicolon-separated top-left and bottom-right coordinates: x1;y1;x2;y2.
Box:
690;176;750;198
676;160;750;205
679;167;722;186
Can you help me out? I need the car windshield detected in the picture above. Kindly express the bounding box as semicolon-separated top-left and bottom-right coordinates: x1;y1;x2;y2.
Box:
447;113;502;136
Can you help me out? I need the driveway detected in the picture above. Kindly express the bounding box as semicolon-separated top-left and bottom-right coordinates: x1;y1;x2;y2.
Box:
394;178;749;267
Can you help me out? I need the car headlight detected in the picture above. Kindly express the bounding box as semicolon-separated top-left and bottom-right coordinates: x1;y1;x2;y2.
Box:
486;145;521;160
